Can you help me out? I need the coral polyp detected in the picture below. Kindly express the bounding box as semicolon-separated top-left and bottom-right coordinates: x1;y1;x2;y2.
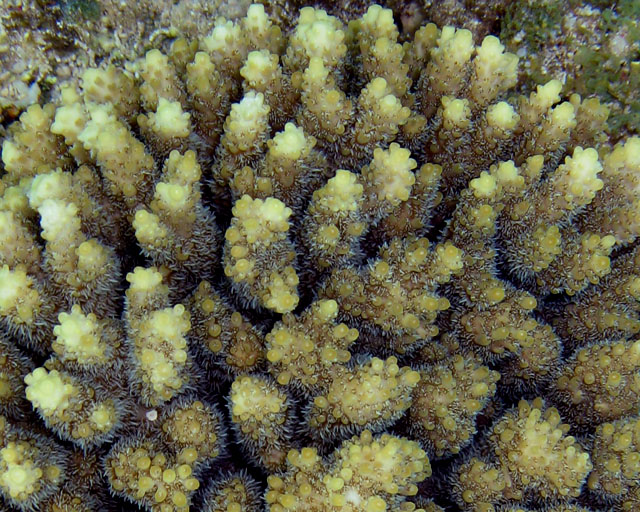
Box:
0;2;639;512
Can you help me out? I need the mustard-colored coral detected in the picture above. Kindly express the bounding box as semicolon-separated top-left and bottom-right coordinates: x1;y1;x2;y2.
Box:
224;195;299;313
587;415;640;500
0;417;67;511
0;3;637;511
104;440;200;512
454;399;592;510
201;472;262;512
265;430;430;511
408;354;499;456
230;374;294;470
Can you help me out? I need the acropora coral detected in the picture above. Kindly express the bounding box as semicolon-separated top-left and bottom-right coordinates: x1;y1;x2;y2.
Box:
0;3;639;512
500;0;640;140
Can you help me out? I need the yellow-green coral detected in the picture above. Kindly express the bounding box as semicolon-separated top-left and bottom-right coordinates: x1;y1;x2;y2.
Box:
265;430;430;511
0;3;638;512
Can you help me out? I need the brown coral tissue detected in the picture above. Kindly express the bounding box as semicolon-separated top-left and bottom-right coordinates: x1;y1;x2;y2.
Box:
0;2;639;512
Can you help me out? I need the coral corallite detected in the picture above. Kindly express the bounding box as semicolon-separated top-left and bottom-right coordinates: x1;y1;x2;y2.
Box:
0;3;639;512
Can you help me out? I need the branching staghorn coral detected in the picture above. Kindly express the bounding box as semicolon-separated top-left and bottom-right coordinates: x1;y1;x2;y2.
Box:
0;3;638;512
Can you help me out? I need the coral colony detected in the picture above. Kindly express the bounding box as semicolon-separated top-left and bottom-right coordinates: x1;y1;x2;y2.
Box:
0;3;639;512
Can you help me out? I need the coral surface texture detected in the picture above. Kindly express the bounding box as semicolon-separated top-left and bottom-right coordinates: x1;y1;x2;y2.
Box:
0;3;638;512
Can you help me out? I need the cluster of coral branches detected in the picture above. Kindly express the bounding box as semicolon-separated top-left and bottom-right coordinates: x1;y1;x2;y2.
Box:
0;3;639;512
